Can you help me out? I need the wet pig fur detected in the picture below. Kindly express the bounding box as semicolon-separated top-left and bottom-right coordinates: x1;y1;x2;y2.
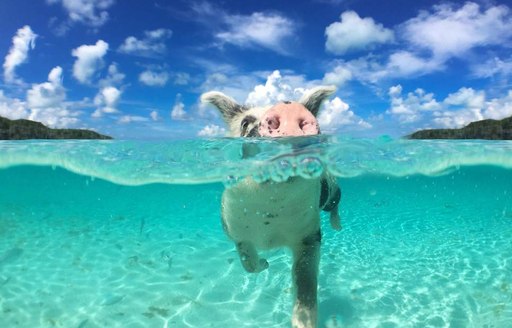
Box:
201;86;342;328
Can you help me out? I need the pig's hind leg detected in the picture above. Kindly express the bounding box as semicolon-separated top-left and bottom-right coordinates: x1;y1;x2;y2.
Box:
235;241;269;273
291;230;321;328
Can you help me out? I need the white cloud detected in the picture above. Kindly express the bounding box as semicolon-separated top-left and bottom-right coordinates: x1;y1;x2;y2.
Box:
472;56;512;78
325;11;393;55
150;110;159;121
26;66;81;127
1;67;80;127
245;70;309;107
99;63;125;87
318;96;371;132
72;40;109;84
0;91;29;120
322;51;445;86
118;115;149;124
47;0;115;27
388;85;512;129
444;87;485;108
385;51;444;77
3;26;37;84
139;70;169;87
93;86;121;117
197;124;226;137
173;72;190;85
216;12;295;54
171;94;187;120
322;65;352;86
387;85;441;123
321;3;512;85
484;90;512;120
118;28;172;57
402;2;512;59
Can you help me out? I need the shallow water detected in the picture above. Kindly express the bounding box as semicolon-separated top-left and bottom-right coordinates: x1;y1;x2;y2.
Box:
1;138;511;327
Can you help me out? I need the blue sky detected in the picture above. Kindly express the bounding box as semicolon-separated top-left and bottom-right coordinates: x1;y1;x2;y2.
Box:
1;0;512;139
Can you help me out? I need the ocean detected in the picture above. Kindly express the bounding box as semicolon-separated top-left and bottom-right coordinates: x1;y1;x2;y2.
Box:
1;137;511;327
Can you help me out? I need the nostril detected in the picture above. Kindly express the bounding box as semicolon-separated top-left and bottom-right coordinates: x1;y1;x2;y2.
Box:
267;117;280;130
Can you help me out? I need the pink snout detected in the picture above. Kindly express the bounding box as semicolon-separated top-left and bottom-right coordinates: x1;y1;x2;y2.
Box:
258;102;319;137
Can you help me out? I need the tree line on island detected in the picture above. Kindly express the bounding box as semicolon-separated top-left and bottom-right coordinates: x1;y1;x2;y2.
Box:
0;116;111;140
1;114;511;140
407;115;512;140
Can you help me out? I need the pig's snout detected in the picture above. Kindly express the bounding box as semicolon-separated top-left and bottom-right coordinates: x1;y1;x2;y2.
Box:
258;102;319;137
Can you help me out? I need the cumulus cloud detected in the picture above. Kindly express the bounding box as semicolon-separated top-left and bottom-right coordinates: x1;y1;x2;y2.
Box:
401;2;512;59
388;85;512;129
245;70;308;106
319;97;371;131
72;40;109;84
322;3;512;85
118;28;172;57
139;70;169;87
47;0;115;28
0;91;29;120
93;86;121;117
3;26;37;84
325;11;394;55
322;65;352;86
385;51;444;77
99;63;125;87
216;12;295;54
1;67;80;127
26;66;81;127
197;124;226;137
171;94;187;120
483;90;512;121
387;85;441;123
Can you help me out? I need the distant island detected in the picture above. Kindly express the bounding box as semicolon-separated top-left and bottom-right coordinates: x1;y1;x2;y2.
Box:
0;116;112;140
407;116;512;140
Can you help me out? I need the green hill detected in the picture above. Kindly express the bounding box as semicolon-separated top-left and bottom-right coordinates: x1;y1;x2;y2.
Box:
0;116;112;140
407;116;512;140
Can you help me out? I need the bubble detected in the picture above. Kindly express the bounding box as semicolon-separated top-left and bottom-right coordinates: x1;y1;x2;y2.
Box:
270;158;295;182
252;166;271;183
223;175;243;188
297;156;324;179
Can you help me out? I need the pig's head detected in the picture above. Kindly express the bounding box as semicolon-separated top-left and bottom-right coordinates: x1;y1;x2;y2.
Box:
201;86;336;137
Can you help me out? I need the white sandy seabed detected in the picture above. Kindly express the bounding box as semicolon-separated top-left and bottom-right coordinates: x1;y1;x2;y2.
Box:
1;164;512;328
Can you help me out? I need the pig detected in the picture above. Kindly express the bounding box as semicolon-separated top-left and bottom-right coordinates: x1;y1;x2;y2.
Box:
201;86;341;328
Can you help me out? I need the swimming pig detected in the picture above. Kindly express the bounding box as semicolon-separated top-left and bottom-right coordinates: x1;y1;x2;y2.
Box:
201;86;341;328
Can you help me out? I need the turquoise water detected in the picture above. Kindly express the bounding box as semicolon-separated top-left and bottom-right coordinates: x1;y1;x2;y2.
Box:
1;138;512;327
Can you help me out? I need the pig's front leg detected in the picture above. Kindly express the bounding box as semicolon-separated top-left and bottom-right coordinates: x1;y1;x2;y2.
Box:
329;205;342;231
321;174;342;231
235;241;269;273
291;230;321;328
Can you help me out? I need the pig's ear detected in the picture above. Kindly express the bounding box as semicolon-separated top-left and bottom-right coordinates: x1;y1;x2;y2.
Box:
299;85;336;117
201;91;246;123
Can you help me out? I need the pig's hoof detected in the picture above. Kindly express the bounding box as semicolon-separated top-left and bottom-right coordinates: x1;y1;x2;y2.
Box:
330;212;342;231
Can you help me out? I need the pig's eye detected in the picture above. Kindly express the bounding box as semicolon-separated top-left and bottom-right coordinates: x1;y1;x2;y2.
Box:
240;116;256;135
241;118;250;132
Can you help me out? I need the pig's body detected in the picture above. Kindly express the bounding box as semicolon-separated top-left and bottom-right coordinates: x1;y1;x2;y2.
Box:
201;86;341;328
222;177;321;250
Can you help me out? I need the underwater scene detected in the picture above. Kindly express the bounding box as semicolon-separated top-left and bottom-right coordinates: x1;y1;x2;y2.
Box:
1;137;512;328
